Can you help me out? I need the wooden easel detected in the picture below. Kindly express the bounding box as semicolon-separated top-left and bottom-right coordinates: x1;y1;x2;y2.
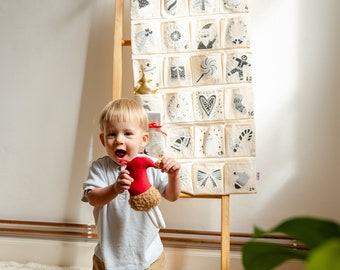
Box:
112;1;230;269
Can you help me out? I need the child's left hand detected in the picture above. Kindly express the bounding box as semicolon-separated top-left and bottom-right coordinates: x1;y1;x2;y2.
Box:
158;157;180;176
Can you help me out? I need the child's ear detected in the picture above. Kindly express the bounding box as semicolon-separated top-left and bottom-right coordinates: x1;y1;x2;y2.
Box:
99;133;105;146
140;132;149;148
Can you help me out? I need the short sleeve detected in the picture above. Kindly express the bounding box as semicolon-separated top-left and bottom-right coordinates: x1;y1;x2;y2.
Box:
82;156;118;202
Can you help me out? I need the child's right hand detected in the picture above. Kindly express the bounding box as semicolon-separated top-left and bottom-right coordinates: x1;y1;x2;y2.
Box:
114;169;134;194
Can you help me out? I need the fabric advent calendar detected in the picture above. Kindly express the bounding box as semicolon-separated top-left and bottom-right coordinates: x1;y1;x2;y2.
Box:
130;0;256;195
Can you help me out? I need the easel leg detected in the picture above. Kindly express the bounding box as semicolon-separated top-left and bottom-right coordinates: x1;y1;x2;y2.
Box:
221;195;230;269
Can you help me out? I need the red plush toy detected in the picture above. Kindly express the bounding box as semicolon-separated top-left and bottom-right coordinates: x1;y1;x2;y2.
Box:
119;156;165;229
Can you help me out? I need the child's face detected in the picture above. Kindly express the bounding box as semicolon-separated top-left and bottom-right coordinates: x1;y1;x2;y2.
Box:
100;118;149;165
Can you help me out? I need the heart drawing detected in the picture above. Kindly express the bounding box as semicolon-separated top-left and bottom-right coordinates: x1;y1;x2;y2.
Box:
199;95;216;116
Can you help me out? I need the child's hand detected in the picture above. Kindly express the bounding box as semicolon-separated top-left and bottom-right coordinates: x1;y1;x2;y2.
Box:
159;157;180;176
114;169;134;194
160;157;181;201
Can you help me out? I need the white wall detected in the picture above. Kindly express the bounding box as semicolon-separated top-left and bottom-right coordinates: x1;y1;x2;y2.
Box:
0;0;112;224
0;0;339;237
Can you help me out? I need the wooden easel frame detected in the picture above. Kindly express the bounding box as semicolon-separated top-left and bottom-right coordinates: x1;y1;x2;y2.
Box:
112;1;230;269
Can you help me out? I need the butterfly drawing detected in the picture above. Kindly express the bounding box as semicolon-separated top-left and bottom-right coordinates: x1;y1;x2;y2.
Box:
197;169;222;187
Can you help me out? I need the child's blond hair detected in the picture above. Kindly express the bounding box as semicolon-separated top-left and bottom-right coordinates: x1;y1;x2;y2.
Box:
99;99;149;132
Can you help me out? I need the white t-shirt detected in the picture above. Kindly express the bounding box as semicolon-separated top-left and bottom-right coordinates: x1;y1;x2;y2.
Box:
82;155;168;270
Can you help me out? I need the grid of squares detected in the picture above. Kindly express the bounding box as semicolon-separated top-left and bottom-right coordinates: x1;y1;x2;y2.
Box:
131;0;256;194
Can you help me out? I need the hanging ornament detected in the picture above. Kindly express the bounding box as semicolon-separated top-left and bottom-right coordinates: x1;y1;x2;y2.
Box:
134;65;158;95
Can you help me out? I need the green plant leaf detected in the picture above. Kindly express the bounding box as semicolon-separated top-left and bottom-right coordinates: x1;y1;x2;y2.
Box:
253;226;267;238
242;242;308;270
252;217;340;249
306;238;340;270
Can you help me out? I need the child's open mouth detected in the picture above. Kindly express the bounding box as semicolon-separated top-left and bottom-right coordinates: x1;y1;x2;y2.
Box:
115;149;126;158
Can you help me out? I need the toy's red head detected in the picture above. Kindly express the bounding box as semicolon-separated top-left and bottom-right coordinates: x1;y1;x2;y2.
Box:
119;156;160;196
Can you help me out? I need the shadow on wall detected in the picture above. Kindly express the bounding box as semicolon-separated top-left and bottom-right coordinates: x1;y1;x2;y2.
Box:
289;0;339;219
64;0;114;224
268;0;340;223
230;0;340;233
65;0;135;224
263;0;338;229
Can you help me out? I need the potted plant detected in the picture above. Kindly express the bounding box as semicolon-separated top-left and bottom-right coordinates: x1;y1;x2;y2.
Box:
242;216;340;270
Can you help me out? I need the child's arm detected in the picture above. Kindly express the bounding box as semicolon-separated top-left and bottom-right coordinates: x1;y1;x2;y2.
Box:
160;157;181;202
86;169;133;207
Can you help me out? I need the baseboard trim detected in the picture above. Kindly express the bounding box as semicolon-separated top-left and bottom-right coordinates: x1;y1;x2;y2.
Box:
0;219;305;251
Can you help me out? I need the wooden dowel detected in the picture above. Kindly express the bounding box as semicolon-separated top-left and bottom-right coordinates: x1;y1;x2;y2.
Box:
112;0;124;100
